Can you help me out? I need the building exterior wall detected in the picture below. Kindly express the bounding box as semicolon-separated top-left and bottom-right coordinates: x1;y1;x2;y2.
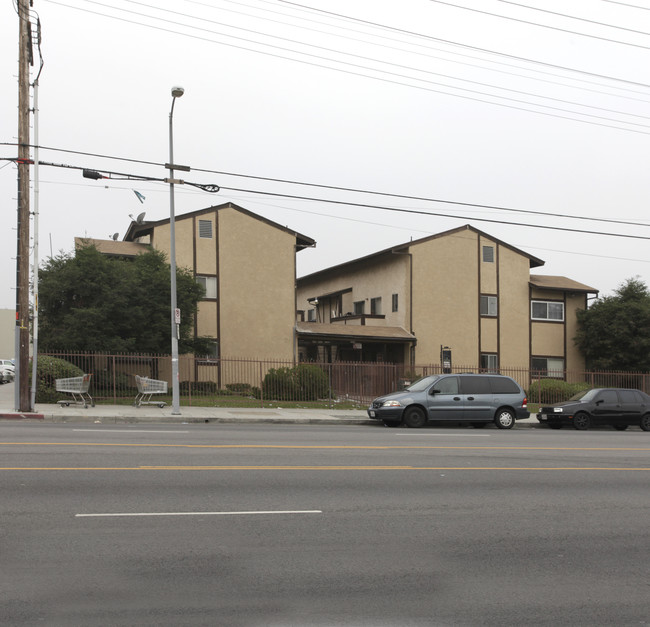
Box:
297;254;410;327
410;230;479;365
146;206;299;362
496;245;532;369
217;206;296;360
296;227;591;373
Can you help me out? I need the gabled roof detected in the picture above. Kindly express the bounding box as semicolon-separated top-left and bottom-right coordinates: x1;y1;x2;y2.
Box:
298;224;544;282
123;202;315;251
529;275;598;294
74;237;149;258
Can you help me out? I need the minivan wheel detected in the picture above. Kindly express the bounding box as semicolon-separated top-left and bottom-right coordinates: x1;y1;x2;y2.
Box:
641;414;650;432
573;412;591;430
494;409;515;429
403;407;427;429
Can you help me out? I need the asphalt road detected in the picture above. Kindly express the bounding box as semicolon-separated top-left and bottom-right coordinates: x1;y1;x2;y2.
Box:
1;422;649;626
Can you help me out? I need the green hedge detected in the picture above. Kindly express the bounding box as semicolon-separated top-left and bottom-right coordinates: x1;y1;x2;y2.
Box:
179;380;218;395
35;356;84;404
262;365;329;401
527;379;591;405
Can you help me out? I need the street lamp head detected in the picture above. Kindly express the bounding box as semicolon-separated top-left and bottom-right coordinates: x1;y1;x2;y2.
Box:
171;86;185;98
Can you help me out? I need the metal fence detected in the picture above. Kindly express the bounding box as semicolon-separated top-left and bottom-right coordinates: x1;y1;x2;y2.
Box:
36;350;650;407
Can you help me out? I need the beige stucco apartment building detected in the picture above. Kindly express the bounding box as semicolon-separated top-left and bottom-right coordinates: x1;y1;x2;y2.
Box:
83;202;314;364
296;225;597;374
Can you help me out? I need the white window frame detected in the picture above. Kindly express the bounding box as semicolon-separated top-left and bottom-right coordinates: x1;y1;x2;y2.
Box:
480;353;498;372
196;275;217;299
531;300;564;321
480;295;498;317
531;357;565;378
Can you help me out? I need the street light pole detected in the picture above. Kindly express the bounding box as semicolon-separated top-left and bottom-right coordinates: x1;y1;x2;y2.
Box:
168;86;184;416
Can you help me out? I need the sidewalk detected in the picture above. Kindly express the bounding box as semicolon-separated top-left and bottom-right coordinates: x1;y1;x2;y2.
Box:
0;383;541;427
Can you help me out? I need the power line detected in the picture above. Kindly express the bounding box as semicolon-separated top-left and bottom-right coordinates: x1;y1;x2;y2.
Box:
187;0;650;102
428;0;650;51
42;0;650;135
494;0;650;36
5;154;648;240
276;0;650;90
3;143;650;230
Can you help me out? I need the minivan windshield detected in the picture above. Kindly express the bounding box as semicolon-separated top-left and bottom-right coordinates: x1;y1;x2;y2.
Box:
406;375;439;392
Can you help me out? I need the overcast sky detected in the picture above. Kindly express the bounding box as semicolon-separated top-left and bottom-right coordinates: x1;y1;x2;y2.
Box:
2;0;650;310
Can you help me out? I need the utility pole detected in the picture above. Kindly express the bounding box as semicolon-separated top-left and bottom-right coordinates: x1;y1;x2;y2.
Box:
15;0;32;411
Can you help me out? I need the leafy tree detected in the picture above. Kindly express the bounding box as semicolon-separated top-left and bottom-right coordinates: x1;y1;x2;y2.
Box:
575;277;650;371
38;245;210;354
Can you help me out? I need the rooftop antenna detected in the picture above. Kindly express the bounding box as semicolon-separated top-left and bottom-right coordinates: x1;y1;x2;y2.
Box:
111;233;119;241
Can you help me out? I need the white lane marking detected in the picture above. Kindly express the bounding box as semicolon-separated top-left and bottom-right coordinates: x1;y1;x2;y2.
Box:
72;429;189;434
394;433;491;437
76;510;322;518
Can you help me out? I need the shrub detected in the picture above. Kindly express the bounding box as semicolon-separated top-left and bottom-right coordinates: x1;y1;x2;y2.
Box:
35;356;84;404
527;379;591;405
179;380;218;395
93;370;135;393
225;383;255;396
295;365;329;401
262;365;330;401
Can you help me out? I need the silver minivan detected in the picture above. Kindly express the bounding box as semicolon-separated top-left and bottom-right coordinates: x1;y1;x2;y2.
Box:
368;373;529;428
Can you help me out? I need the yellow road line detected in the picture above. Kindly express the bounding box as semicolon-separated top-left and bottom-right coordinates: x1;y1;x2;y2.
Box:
1;442;650;451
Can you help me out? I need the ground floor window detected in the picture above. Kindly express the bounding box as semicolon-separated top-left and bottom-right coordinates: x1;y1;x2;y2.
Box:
531;356;564;378
480;353;498;372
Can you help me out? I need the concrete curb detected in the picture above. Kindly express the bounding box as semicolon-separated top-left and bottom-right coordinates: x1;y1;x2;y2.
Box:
0;405;542;428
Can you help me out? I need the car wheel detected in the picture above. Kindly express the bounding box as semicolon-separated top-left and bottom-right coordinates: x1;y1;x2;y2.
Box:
613;425;628;431
573;412;591;430
641;414;650;432
383;420;402;428
548;423;562;430
403;407;427;428
494;408;515;429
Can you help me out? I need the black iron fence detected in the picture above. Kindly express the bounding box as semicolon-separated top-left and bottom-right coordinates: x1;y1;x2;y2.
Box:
35;350;650;408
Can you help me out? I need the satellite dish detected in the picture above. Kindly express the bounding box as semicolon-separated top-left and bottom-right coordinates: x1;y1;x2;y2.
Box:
111;233;119;241
136;212;146;225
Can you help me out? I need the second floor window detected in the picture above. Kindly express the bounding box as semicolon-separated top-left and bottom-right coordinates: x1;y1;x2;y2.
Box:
371;297;382;315
196;275;217;299
392;294;398;312
531;300;564;321
354;301;365;315
480;295;497;317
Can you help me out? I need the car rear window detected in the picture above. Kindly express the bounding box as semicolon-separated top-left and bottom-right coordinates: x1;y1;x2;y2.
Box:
489;377;520;394
460;376;492;394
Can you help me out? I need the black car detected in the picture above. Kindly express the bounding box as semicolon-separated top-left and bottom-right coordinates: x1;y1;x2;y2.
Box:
537;388;650;431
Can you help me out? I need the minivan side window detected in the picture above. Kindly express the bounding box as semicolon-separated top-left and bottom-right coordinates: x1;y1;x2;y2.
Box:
489;377;520;394
433;376;459;395
460;376;491;394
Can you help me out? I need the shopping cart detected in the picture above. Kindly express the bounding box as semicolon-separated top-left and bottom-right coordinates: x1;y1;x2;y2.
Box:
56;374;94;408
134;375;168;408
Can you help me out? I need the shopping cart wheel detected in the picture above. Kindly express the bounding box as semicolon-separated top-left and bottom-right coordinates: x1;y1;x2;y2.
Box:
91;401;95;407
83;404;88;409
159;403;165;408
